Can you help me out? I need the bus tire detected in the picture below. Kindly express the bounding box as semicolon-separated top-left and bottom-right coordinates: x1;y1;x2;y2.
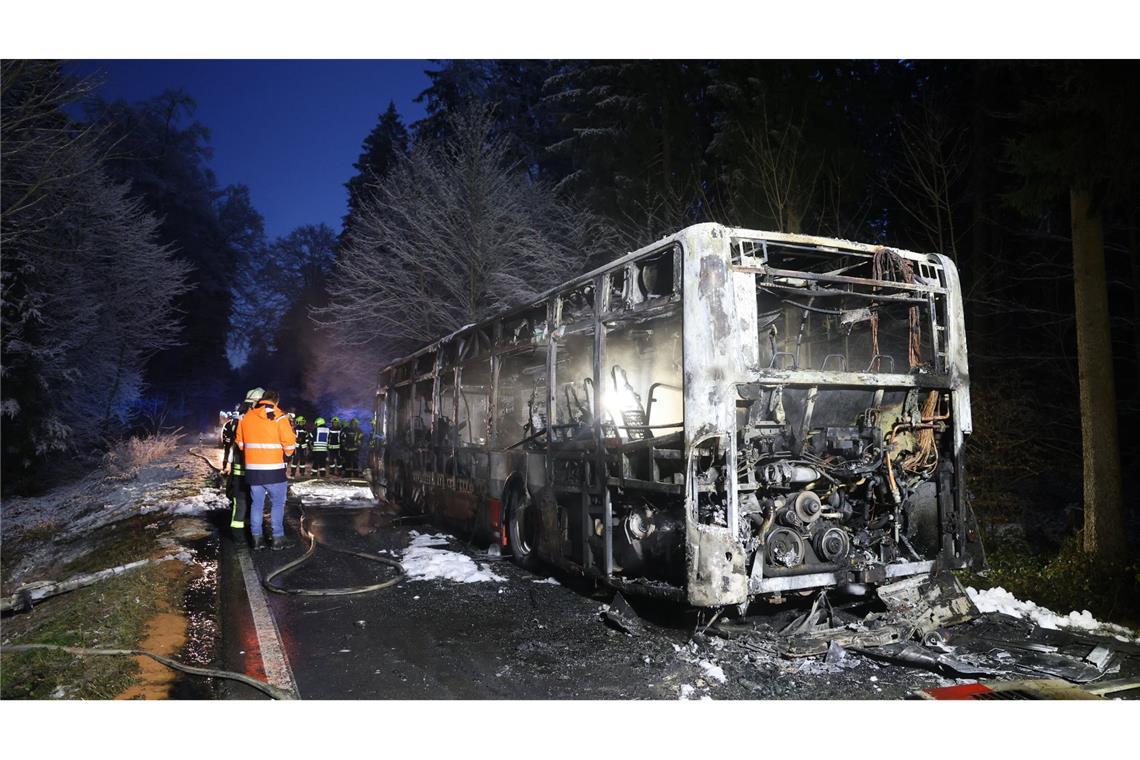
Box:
506;487;539;570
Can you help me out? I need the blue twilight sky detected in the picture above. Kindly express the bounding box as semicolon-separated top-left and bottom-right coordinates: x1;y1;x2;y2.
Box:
67;60;433;239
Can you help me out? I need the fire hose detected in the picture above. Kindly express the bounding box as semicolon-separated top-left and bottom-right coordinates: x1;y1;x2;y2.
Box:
187;447;405;594
188;447;222;473
0;643;296;700
262;507;405;596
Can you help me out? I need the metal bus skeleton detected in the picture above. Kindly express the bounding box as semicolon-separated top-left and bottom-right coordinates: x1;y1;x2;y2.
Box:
369;223;985;608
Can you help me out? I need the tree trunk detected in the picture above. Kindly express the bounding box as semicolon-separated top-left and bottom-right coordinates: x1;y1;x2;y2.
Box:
1070;188;1126;562
1130;210;1140;396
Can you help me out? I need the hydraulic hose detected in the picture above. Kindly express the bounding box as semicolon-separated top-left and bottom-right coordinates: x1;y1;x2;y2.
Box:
262;510;405;596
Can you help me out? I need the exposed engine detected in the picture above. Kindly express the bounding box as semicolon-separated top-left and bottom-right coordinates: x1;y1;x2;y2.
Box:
737;385;952;579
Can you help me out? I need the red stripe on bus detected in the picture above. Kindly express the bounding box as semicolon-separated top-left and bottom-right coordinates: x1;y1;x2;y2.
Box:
487;498;504;545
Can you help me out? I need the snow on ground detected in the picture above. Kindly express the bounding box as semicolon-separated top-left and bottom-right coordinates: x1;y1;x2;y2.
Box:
967;586;1140;642
3;445;225;586
398;531;506;584
289;480;374;505
168;490;230;515
531;577;561;585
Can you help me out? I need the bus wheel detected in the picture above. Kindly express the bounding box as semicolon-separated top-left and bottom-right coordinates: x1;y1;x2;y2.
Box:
507;488;539;570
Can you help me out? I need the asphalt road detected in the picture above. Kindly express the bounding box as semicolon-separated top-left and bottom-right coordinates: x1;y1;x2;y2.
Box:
213;480;1140;701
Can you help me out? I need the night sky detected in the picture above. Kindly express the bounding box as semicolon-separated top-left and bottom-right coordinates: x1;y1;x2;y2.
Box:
67;60;432;238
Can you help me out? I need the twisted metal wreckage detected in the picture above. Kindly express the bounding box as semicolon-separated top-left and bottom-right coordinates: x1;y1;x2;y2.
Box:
371;224;1138;686
374;224;983;600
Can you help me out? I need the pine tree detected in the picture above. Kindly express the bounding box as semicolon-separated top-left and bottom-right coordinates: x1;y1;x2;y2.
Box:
343;101;409;233
543;61;713;242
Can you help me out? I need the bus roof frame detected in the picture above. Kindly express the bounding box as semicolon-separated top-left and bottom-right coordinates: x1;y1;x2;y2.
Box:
375;223;948;382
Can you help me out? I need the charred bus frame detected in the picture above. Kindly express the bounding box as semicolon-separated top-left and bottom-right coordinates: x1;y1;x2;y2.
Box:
370;223;984;608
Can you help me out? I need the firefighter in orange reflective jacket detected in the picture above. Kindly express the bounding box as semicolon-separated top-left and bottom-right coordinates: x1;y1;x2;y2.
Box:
236;390;297;550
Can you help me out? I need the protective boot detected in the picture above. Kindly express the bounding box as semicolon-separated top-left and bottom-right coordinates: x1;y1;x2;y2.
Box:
251;535;266;551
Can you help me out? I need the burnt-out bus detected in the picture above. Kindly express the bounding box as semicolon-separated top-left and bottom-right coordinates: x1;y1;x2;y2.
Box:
369;223;984;608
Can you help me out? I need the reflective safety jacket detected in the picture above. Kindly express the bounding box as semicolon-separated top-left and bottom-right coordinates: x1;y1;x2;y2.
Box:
312;425;330;452
342;428;360;451
295;428;311;449
328;427;341;450
236;400;297;485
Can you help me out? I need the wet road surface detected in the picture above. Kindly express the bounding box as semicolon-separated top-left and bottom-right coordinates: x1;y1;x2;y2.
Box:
217;486;702;699
215;480;1140;700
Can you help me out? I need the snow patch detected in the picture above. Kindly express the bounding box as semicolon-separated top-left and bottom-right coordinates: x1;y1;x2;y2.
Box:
966;586;1140;642
532;577;561;585
168;490;229;515
399;531;505;583
289;481;374;505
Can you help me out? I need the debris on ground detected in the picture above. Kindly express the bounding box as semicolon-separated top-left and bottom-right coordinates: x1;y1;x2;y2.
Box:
601;592;645;636
691;570;1140;695
966;585;1140;642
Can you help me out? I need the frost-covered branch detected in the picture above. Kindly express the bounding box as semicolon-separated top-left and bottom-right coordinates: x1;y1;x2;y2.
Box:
2;61;191;466
317;104;615;360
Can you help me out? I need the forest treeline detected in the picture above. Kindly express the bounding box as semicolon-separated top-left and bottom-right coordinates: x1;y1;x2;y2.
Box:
2;60;1137;569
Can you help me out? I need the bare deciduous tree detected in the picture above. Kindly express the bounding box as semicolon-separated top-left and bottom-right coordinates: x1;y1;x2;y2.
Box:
884;95;969;259
318;104;616;359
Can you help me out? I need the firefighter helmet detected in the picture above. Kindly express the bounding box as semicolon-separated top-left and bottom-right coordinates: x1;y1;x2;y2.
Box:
314;417;326;427
296;415;306;425
245;387;265;403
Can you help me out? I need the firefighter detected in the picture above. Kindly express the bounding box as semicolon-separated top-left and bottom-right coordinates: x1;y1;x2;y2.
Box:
291;414;311;478
220;410;240;472
284;413;298;478
311;416;330;478
224;387;264;541
328;416;343;477
236;389;297;550
342;418;362;478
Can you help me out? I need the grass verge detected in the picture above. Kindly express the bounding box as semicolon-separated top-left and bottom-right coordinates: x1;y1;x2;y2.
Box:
1;561;184;699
